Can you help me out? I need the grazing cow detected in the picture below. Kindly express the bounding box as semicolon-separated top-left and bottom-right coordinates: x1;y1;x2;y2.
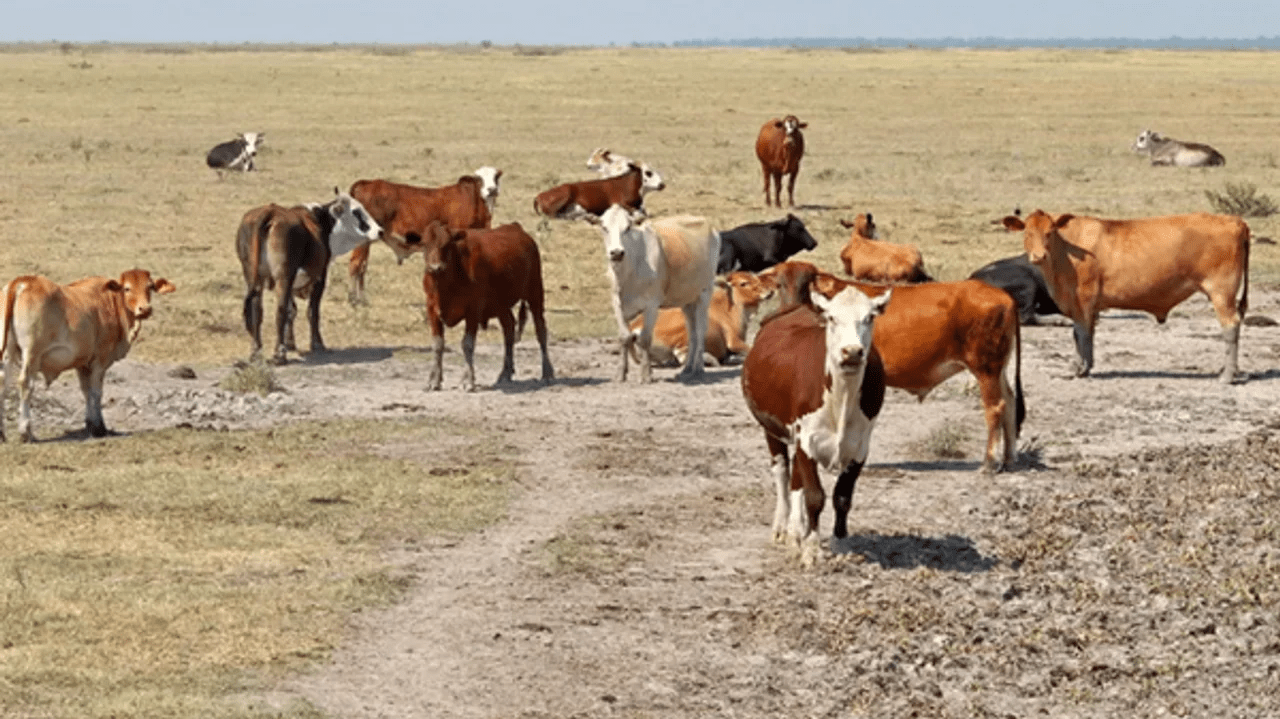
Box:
206;132;264;177
755;115;807;208
716;214;818;274
534;163;665;220
237;190;384;365
838;213;932;284
1;269;175;442
770;261;1024;472
629;270;774;367
346;168;501;304
588;205;720;383
1002;210;1250;382
421;222;553;391
969;254;1065;326
741;284;891;564
1132;129;1225;167
586;147;635;178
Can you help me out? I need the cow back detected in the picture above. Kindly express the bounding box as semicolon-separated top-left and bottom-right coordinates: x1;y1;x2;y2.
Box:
742;304;827;439
351;177;490;239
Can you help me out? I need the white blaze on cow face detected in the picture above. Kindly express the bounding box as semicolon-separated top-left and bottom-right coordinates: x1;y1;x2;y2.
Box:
812;287;891;375
1132;129;1158;152
473;166;502;212
326;190;384;257
241;132;263;155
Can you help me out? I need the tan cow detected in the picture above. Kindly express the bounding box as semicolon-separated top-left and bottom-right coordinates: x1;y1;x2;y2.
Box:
1002;210;1249;382
628;271;774;367
838;213;931;284
1;269;175;442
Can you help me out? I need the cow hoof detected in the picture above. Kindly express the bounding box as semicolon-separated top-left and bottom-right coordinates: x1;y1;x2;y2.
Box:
87;425;109;438
271;355;289;367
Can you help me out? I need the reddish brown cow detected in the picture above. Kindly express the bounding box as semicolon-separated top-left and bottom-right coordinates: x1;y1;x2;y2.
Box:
755;115;807;208
628;270;774;366
839;213;931;283
421;222;554;392
533;163;665;219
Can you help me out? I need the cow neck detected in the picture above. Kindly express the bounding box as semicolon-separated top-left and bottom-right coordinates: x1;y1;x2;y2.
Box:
109;288;144;345
821;349;867;441
310;203;338;239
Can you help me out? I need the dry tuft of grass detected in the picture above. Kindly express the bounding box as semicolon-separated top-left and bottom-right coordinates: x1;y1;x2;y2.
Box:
219;358;285;395
1204;182;1278;218
910;421;972;460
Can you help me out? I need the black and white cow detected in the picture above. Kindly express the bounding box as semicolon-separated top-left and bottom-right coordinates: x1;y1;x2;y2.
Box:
207;132;264;177
716;214;818;274
968;253;1065;326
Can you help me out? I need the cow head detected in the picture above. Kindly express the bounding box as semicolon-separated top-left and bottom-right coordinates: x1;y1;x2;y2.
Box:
326;187;384;257
1132;129;1163;152
812;285;890;374
626;162;665;194
240;131;264;155
777;115;808;137
109;269;175;340
724;271;775;314
421;222;466;275
839;213;877;240
473;166;503;211
590;204;647;263
1000;209;1072;264
776;213;818;252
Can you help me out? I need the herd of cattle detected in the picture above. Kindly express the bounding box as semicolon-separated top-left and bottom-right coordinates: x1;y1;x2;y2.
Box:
0;119;1251;560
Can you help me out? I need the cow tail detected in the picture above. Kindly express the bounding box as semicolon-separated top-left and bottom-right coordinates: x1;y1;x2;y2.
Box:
245;211;272;290
1013;319;1025;437
1239;222;1250;321
0;279;16;362
516;300;529;343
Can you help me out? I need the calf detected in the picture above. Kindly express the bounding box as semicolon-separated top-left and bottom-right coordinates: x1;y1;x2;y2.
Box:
1002;210;1249;381
346;168;501;304
968;253;1065;326
421;222;554;392
1132;129;1225;167
629;270;774;367
755;115;807;208
588;205;720;383
741;284;891;564
716;214;818;274
839;213;931;284
534;163;665;220
237;190;383;364
1;269;175;441
206;132;263;177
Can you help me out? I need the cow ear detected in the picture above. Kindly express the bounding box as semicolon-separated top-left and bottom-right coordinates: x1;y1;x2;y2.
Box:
105;280;123;293
1000;215;1025;231
1054;214;1075;229
839;219;855;229
153;278;176;294
449;229;468;242
494;169;503;180
798;122;808;129
773;121;785;129
870;288;891;315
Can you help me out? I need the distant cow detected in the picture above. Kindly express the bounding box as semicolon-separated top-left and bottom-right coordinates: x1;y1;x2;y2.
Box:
968;254;1065;326
421;222;554;392
586;147;635;178
237;189;383;364
839;213;931;284
534;163;665;220
741;284;891;563
716;214;818;274
1131;129;1225;167
629;270;774;367
588;205;720;383
346;168;501;304
1;269;175;441
206;132;264;177
756;115;806;208
1002;210;1249;382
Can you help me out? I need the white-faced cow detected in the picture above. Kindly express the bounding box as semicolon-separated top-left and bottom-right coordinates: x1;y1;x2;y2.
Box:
969;254;1065;326
237;189;383;365
838;213;931;284
1;269;175;442
346;168;501;304
420;221;554;392
756;115;807;208
1002;210;1250;382
534;163;665;220
741;284;891;565
206;132;264;177
1132;129;1225;167
716;214;818;274
588;205;720;383
585;148;635;178
629;270;775;367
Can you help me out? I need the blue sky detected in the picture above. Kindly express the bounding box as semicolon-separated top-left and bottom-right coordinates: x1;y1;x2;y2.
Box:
4;1;1277;45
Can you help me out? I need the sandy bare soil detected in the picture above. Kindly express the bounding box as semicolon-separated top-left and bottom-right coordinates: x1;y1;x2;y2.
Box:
17;291;1280;718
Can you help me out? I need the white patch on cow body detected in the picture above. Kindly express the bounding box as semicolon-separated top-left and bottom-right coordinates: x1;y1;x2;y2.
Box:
587;148;635;178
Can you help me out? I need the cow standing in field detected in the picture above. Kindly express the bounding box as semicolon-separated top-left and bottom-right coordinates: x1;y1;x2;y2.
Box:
838;213;932;284
237;190;384;365
1131;129;1226;167
420;221;554;392
534;163;665;220
969;253;1065;326
1002;210;1250;382
588;205;720;383
756;115;806;208
1;269;175;442
629;270;774;367
741;284;891;565
716;214;818;274
206;132;264;177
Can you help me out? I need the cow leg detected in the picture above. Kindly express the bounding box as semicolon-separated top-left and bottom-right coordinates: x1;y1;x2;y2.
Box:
460;322;479;392
77;365;109;438
761;167;772;207
785;171;798;208
531;305;555;384
610;293;633;382
306;274;327;354
770;172;783;208
16;352;39;442
977;373;1012;473
347;243;371;306
1221;323;1241;383
272;282;294;365
243;287;264;360
1071;321;1094;377
495;309;517;386
634;307;659;384
427;310;446;391
677;293;711;380
831;460;864;540
766;436;791;544
791;449;824;566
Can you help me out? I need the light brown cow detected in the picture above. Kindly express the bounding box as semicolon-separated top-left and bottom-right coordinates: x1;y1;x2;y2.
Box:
838;213;931;284
755;115;806;208
1;269;175;442
628;271;774;367
1002;210;1250;382
770;260;1024;472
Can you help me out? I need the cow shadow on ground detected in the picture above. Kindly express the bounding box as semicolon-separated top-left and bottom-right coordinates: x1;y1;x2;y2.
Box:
1086;367;1280;382
832;532;998;572
298;346;402;366
791;203;851;212
492;376;606;394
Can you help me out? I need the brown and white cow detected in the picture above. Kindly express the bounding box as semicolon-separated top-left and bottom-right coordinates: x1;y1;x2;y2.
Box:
838;213;932;284
1;269;175;441
421;221;554;392
237;189;383;364
741;284;891;564
1002;210;1250;382
534;163;665;220
585;147;636;178
346;168;501;304
768;260;1024;472
1132;129;1225;167
755;115;806;208
628;270;774;367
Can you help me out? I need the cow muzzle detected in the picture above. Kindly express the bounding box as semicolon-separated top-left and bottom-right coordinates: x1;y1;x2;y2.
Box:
609;249;625;263
425;261;445;275
838;346;865;369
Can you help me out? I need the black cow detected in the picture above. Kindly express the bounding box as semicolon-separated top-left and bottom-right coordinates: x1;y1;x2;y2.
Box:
968;253;1065;326
716;214;817;274
207;132;264;178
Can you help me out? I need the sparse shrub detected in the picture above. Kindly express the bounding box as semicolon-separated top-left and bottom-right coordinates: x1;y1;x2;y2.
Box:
911;422;971;460
220;359;284;396
1204;182;1278;218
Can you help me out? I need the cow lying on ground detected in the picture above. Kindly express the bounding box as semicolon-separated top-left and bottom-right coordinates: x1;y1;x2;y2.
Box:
839;213;931;284
420;221;554;392
237;189;383;364
968;253;1065;326
534;163;665;220
1132;129;1225;167
716;214;818;274
756;115;806;208
741;283;891;564
588;205;720;383
768;260;1024;472
206;132;263;177
586;148;635;178
1002;210;1249;382
1;269;175;441
628;271;774;367
346;168;501;304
